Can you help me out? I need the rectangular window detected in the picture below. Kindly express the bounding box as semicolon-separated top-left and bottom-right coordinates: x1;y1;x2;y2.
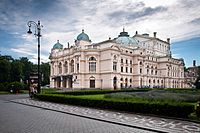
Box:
126;67;128;73
113;62;117;71
77;63;79;72
140;68;142;74
121;59;123;63
121;66;123;72
130;60;132;65
130;68;132;73
89;62;96;72
126;59;128;64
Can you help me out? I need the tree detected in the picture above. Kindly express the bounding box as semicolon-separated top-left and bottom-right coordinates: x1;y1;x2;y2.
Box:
19;57;33;83
10;60;23;82
0;59;11;82
41;62;50;86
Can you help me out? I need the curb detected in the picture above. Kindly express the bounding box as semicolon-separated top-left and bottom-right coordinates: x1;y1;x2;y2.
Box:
9;100;169;133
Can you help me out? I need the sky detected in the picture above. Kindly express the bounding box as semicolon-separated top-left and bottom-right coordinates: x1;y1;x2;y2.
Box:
0;0;199;67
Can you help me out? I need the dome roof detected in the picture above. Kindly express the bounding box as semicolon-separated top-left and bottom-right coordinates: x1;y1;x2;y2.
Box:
115;29;138;46
77;29;90;42
52;40;63;49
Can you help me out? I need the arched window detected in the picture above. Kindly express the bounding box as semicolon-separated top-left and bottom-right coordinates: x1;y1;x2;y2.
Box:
70;60;74;73
155;67;157;75
58;62;62;74
121;59;123;63
113;55;117;60
151;66;153;75
64;61;68;73
89;57;96;72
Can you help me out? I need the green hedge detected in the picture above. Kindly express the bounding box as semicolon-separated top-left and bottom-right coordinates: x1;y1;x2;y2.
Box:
54;89;150;95
35;94;194;118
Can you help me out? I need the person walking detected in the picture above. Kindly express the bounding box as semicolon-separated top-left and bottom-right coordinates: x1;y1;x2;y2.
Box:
29;84;36;99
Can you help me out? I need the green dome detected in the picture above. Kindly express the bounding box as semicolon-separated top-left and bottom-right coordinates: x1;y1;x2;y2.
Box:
115;29;138;46
77;29;90;42
52;40;63;49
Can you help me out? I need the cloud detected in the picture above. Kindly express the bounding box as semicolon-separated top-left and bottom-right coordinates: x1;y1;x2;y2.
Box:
108;6;167;24
0;0;200;64
190;18;200;25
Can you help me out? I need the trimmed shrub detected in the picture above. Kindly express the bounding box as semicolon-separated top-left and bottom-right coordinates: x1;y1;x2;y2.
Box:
7;82;24;93
35;94;194;119
55;89;150;95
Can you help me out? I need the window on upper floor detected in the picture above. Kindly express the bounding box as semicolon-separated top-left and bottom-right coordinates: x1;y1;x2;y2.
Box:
130;68;132;73
126;67;128;73
121;66;123;72
113;55;117;60
70;60;74;73
58;62;62;74
113;62;117;71
77;63;79;72
126;59;128;64
121;59;123;63
140;68;142;74
64;61;68;73
89;57;96;72
155;70;157;75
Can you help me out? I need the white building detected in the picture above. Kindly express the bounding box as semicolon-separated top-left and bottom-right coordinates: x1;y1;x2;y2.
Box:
49;29;185;90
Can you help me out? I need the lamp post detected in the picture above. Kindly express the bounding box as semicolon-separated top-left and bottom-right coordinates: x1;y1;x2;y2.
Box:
27;20;42;93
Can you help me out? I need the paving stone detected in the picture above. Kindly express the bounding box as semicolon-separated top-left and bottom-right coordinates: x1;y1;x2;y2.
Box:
11;98;200;133
0;99;154;133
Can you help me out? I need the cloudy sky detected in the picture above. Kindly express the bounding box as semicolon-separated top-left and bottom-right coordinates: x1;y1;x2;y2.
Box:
0;0;200;67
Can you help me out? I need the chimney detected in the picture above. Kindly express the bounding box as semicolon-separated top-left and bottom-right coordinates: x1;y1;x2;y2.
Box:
167;38;170;43
153;32;157;38
193;60;196;67
135;31;138;35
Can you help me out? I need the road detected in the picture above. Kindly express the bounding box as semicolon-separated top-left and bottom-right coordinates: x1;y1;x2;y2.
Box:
0;95;154;133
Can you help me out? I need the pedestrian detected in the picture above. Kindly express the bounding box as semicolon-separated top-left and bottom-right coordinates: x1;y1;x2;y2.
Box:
29;85;35;99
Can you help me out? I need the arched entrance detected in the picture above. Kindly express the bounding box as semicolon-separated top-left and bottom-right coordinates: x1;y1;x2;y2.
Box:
90;76;95;88
120;78;123;88
125;78;128;88
113;77;117;90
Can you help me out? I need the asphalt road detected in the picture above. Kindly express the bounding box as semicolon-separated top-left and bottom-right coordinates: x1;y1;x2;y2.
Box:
0;95;154;133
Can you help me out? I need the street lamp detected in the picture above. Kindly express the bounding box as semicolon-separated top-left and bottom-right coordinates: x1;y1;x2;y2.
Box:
27;20;42;93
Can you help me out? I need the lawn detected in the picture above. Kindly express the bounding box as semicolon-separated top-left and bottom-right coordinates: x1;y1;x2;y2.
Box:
104;90;200;103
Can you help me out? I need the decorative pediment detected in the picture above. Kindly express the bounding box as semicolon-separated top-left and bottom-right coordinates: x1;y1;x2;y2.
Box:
111;44;121;51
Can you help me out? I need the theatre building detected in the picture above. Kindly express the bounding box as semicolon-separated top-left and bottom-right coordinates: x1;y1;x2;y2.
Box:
49;29;185;89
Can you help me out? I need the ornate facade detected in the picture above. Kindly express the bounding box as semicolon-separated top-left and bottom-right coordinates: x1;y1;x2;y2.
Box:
49;29;185;89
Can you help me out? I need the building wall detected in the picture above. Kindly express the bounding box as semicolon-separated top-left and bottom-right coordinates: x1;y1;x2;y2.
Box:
49;33;185;89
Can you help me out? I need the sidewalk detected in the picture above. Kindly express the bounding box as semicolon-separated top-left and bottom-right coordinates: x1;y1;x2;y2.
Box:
11;98;200;133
